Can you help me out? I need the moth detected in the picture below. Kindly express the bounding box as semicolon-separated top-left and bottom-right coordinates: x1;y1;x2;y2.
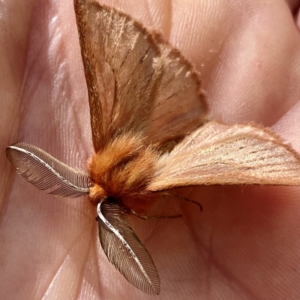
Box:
6;0;300;295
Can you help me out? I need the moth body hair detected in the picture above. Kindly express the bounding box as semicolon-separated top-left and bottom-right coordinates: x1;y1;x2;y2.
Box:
88;133;159;213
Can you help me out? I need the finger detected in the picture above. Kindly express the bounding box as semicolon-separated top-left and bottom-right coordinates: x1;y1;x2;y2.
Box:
285;0;300;12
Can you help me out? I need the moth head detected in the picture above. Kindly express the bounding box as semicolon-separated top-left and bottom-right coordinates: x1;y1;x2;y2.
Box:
89;183;107;205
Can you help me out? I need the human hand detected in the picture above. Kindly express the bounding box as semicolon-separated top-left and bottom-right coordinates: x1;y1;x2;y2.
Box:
1;0;300;299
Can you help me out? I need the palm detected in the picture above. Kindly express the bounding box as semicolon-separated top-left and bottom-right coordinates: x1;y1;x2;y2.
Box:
1;0;300;299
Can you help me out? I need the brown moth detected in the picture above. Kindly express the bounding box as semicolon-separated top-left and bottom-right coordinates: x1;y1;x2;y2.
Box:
6;0;300;295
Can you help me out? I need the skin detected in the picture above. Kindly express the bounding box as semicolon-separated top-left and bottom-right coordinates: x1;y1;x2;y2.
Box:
1;0;300;299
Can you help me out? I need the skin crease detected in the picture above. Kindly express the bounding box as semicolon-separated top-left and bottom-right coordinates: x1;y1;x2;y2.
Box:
2;0;300;299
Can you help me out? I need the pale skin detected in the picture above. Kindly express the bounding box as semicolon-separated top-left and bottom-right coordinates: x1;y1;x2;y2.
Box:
1;0;300;299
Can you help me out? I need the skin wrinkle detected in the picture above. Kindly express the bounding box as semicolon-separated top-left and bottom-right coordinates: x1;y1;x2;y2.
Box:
40;220;94;299
73;234;95;300
182;191;260;300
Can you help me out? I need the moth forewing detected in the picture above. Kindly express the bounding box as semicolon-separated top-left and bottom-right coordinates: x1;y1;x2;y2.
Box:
74;0;207;152
149;122;300;191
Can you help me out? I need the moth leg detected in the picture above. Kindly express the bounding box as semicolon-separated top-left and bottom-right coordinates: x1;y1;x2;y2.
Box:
162;192;203;211
129;209;182;220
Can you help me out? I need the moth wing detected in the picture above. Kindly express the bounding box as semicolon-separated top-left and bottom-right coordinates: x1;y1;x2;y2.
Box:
74;0;206;152
149;121;300;191
97;201;160;295
6;143;91;198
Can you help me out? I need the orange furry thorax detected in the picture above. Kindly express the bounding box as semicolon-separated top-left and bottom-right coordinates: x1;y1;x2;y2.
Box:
88;133;159;211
